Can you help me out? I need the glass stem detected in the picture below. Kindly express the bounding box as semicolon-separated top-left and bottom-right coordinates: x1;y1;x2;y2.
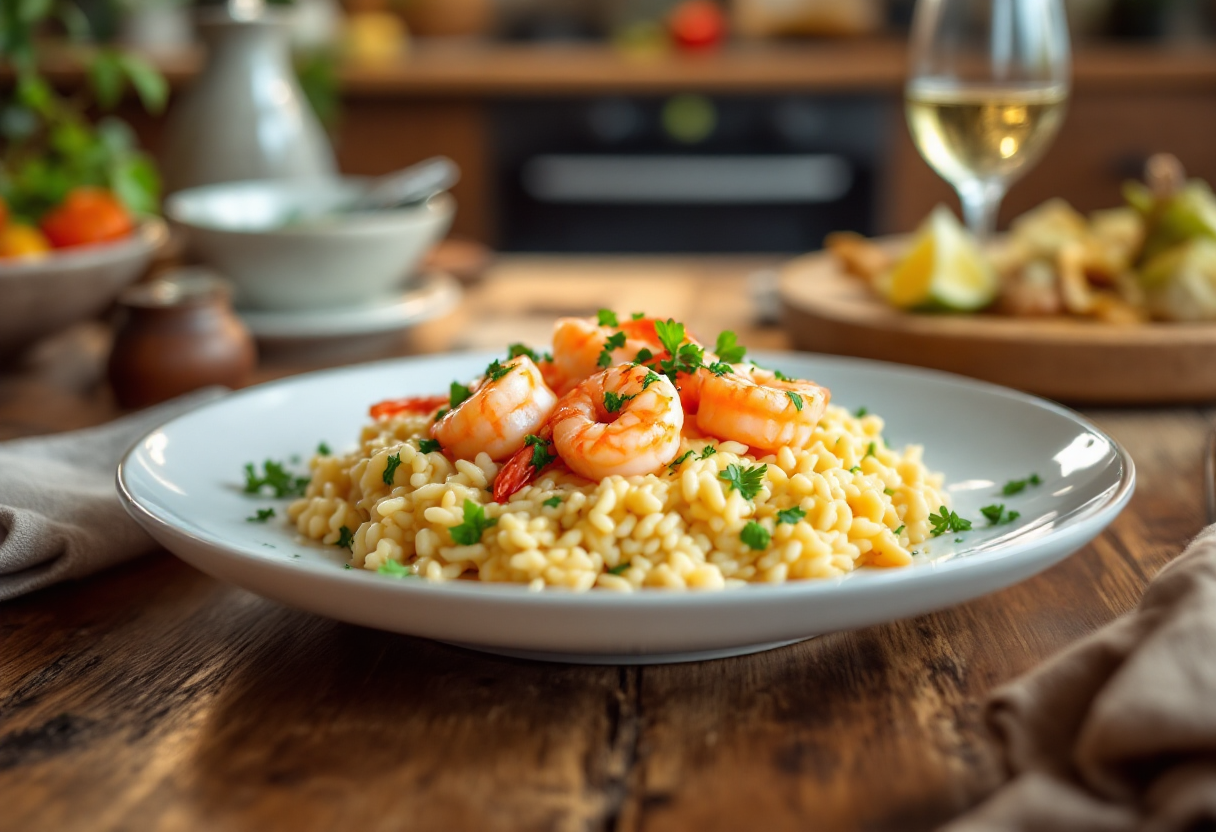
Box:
957;179;1006;240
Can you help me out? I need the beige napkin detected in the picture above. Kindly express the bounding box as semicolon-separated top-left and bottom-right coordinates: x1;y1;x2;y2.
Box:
0;388;225;601
944;525;1216;832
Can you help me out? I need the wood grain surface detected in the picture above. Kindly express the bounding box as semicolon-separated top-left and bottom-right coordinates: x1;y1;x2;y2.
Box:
0;257;1209;831
780;249;1216;404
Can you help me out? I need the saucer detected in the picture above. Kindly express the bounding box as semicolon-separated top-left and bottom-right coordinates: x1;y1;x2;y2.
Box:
237;272;461;341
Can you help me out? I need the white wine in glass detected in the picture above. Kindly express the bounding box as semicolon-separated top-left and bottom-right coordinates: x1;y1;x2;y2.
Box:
906;0;1071;239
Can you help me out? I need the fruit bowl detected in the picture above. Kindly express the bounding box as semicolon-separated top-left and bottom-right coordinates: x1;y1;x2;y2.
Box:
0;218;167;361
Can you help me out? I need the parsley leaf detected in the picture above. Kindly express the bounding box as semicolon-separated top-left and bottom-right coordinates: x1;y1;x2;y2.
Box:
608;562;630;575
642;370;661;389
980;504;1021;525
718;463;767;500
597;309;619;327
893;524;905;536
418;438;442;454
866;442;877;457
636;347;654;363
242;460;310;498
699;445;717;459
929;507;972;537
433;408;448;422
654;318;686;357
450;381;472;409
884;487;896;496
383;452;402;485
336;526;355;550
713;330;747;363
855;406;868;418
598;331;627;368
246;507;276;522
508;342;540;362
740;521;771;551
604;391;635;413
449;499;498;545
668;449;695;471
631;311;645;320
378;560;414;578
1001;473;1043;496
708;361;734;376
776;506;806;525
542;496;563;508
525;435;557;471
773;369;791;381
485;359;511;382
849;466;862;473
317;441;331;456
785;390;804;411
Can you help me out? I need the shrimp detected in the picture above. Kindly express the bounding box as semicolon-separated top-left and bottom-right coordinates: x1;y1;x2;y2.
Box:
695;366;829;452
547;316;688;395
550;363;684;480
369;394;449;421
432;355;558;461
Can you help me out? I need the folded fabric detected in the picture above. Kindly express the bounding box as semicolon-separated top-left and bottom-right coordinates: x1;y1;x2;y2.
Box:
943;525;1216;832
0;388;225;601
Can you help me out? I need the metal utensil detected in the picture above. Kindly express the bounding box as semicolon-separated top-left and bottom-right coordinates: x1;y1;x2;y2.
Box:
346;156;460;213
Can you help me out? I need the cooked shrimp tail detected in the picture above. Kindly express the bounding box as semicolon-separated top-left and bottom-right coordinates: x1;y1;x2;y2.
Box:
369;394;450;421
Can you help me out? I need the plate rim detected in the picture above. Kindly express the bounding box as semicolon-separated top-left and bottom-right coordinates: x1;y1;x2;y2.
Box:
116;348;1136;608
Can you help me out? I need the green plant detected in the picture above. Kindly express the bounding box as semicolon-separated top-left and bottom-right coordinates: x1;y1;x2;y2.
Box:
0;0;166;223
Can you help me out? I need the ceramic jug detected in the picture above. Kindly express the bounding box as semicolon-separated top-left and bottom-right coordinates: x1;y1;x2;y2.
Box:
161;0;336;192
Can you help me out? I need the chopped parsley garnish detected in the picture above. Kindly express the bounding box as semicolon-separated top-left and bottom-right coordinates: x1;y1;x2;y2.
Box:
597;309;619;327
449;499;498;545
699;445;717;459
1001;473;1043;496
317;441;331;456
525;435;557;471
343;564;352;570
641;370;661;389
608;562;630;575
893;524;905;536
418;438;442;454
884;487;895;496
653;318;704;377
542;496;563;508
336;526;355;550
485;359;511;382
718;463;767;500
849;466;862;474
708;361;734;376
955;537;964;543
383;452;402;485
785;390;804;411
980;504;1021;525
740;521;771;551
246;507;276;522
929;507;972;537
449;381;472;409
598;331;627;368
668;449;695;471
378;560;414;578
508;343;553;363
713;330;747;364
866;442;877;457
855;406;868;418
636;347;654;363
773;369;792;382
604;391;635;413
631;311;645;320
242;460;309;498
776;506;806;525
433;408;448;422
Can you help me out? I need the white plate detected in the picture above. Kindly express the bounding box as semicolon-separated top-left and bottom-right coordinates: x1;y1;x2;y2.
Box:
117;351;1134;664
237;272;460;341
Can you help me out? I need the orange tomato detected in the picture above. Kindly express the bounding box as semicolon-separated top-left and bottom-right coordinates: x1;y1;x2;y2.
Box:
0;224;52;259
40;188;134;249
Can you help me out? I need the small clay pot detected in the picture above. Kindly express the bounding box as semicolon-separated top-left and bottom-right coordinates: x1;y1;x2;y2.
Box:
108;271;257;409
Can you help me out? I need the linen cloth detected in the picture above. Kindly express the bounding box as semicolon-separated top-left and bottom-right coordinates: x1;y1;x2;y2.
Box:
0;389;224;601
944;525;1216;831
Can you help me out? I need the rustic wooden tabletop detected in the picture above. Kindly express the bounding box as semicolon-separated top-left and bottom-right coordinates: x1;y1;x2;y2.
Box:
0;256;1208;832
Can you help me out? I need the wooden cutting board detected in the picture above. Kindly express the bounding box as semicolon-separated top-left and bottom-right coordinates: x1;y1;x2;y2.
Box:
778;248;1216;405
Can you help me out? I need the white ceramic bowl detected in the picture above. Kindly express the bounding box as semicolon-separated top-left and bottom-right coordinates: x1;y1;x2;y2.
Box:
164;178;454;311
0;219;166;360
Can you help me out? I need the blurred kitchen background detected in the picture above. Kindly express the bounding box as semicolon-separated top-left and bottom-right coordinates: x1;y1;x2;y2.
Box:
14;0;1216;253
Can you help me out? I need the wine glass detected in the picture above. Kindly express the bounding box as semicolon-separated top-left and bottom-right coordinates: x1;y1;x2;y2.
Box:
905;0;1071;239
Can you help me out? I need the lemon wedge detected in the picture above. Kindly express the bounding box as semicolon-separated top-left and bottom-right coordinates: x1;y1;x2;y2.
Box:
880;205;999;312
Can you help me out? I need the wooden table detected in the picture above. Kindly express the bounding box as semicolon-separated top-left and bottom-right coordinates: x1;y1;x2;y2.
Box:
0;257;1208;831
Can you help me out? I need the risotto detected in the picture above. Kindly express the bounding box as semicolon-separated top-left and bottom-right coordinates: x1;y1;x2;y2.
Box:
287;315;948;591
